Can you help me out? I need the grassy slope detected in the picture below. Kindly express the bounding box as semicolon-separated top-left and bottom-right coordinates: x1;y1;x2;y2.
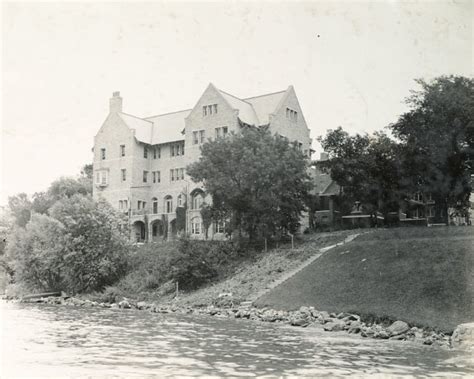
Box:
255;226;474;331
173;230;356;307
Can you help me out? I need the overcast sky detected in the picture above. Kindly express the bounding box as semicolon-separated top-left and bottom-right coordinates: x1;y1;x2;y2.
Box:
1;1;472;205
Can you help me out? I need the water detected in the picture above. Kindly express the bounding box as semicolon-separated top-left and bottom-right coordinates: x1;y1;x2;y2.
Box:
0;301;472;377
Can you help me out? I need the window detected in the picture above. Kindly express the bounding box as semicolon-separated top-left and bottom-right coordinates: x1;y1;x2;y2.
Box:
120;145;125;157
191;217;202;235
171;144;175;157
170;168;184;182
414;192;423;202
192;192;203;210
177;194;184;207
95;170;108;186
156;171;161;183
215;126;228;139
121;169;126;182
152;198;158;214
203;104;217;117
144;146;148;158
215;220;225;234
164;195;173;213
286;107;298;122
152;171;156;183
171;143;184;157
170;169;175;182
101;148;106;160
426;193;433;202
137;201;142;210
193;131;199;145
153;147;160;159
119;200;123;210
199;130;205;144
180;168;185;180
119;200;128;211
143;171;148;183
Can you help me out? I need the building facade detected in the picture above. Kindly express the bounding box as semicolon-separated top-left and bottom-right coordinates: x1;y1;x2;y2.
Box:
93;84;312;241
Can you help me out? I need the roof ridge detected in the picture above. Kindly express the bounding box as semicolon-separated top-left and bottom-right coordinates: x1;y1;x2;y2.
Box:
244;89;287;100
119;112;153;123
144;108;192;119
217;89;253;105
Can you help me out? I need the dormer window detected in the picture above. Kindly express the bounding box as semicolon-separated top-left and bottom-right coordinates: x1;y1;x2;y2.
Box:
203;104;217;117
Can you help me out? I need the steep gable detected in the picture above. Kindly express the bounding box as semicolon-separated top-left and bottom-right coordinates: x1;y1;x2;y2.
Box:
244;90;287;125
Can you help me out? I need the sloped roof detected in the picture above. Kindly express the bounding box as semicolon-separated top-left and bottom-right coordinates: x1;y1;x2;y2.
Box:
116;85;291;145
118;113;153;142
310;166;340;196
217;89;259;126
244;90;287;125
145;109;191;145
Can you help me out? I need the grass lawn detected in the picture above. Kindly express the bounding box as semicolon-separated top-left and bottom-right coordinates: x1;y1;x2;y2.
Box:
255;226;474;332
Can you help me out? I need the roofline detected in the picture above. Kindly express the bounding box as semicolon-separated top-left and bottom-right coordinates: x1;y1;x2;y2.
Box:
144;108;193;119
217;88;253;105
119;112;153;123
244;89;287;100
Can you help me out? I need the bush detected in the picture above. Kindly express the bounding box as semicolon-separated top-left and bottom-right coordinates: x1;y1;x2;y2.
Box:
6;195;131;294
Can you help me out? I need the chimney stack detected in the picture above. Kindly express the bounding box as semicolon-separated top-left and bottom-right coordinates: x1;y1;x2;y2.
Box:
110;91;122;113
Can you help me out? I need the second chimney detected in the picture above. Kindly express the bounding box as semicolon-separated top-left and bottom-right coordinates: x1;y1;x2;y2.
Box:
110;91;123;113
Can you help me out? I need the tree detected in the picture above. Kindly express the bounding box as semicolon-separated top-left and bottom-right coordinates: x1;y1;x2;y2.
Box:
8;193;32;227
186;127;312;240
390;76;474;220
317;128;401;219
6;195;130;294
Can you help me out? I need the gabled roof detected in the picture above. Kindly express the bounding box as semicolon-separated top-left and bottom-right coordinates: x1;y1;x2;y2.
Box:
310;166;340;196
244;90;287;125
115;84;293;145
217;89;259;126
118;113;153;143
145;109;191;145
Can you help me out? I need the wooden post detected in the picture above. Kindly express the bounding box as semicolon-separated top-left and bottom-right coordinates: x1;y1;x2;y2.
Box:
264;238;267;252
291;234;294;250
176;281;179;298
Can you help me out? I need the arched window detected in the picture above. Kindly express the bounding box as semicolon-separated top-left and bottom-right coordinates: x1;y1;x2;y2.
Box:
191;217;202;235
164;195;173;214
191;189;204;210
152;197;158;214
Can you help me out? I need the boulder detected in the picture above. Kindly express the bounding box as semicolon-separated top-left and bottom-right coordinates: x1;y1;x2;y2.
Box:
323;320;345;332
118;300;131;309
290;318;309;327
136;301;147;310
347;321;362;334
387;320;410;336
317;311;331;324
451;322;474;350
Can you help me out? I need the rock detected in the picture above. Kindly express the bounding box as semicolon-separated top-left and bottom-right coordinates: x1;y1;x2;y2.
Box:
387;320;410;336
451;323;474;350
110;303;119;309
118;300;131;309
290;318;309;327
375;329;390;339
323;320;345;332
318;311;331;324
347;321;362;334
136;301;147;310
343;314;361;322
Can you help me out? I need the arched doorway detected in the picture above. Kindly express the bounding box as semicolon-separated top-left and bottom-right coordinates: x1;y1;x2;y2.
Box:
132;221;146;243
150;219;164;241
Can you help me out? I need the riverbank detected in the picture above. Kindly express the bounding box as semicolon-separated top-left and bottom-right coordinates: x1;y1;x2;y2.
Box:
7;294;454;350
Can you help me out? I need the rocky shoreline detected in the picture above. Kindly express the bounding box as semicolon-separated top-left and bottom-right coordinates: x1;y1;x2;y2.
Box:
5;294;462;350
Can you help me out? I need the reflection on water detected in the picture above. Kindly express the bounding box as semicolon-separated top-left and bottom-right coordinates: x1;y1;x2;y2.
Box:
0;302;472;377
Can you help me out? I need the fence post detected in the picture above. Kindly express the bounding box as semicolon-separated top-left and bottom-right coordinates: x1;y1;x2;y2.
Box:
176;281;179;298
291;234;294;250
264;238;267;252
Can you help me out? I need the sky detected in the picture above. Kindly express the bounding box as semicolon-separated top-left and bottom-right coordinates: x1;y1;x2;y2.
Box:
1;1;472;205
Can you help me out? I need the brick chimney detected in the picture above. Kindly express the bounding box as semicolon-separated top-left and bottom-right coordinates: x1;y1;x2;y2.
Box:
109;91;122;113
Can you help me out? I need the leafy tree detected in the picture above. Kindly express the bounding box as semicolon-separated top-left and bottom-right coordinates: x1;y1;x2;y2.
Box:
318;128;401;219
6;195;130;294
8;193;32;227
390;76;474;220
187;127;312;240
48;176;91;200
200;203;213;240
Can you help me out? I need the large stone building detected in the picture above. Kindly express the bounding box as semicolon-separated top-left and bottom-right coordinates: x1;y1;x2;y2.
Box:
93;84;312;241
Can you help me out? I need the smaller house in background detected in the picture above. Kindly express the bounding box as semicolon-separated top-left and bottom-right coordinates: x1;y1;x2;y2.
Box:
399;192;438;226
309;154;341;229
